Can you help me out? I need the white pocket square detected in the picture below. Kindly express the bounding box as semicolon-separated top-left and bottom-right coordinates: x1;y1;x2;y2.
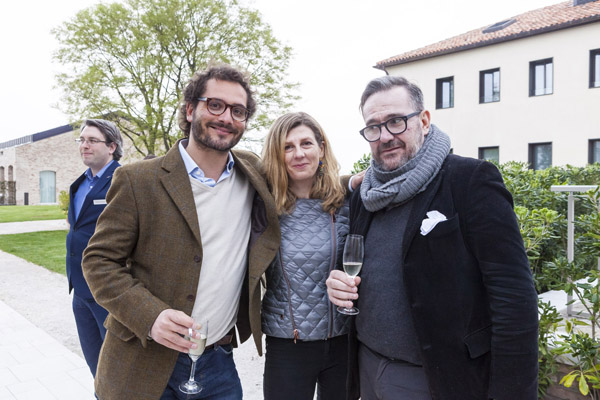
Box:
420;210;447;236
93;199;107;205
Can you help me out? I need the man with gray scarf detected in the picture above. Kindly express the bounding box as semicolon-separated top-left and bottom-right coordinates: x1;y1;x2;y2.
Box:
326;76;538;400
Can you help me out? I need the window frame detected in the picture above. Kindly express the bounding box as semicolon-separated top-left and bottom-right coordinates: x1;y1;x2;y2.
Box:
478;146;500;162
528;142;553;170
436;76;454;109
590;49;600;89
589;139;600;164
529;58;553;97
479;68;501;104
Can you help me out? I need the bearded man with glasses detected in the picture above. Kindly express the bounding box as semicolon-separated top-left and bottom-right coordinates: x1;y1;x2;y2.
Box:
326;76;538;400
82;64;279;400
67;118;123;378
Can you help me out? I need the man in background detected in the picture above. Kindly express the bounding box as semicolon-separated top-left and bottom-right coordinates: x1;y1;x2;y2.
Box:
66;119;122;377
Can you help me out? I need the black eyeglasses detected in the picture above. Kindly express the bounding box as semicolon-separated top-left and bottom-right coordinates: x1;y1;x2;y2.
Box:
197;97;250;122
359;111;421;142
75;138;108;145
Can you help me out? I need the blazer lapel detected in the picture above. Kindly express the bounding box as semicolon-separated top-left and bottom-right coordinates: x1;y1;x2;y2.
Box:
231;151;271;209
160;143;202;246
68;173;86;226
77;162;118;222
401;169;444;262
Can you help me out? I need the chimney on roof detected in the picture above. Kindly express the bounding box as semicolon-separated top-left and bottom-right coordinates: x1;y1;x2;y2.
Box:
573;0;595;5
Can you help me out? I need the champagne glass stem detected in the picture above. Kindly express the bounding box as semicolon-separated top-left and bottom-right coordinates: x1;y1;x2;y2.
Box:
188;359;197;383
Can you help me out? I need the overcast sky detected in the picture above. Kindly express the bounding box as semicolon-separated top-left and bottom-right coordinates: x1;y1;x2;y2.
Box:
0;0;558;172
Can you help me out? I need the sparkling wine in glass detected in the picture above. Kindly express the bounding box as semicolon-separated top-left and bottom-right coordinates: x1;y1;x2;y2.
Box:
179;319;208;395
337;234;363;315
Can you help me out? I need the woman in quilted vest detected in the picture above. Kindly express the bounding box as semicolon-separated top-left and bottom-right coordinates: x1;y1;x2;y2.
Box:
261;112;353;400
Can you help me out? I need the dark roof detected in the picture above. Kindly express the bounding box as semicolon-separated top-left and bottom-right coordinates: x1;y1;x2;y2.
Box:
32;124;74;142
0;124;74;149
376;0;600;69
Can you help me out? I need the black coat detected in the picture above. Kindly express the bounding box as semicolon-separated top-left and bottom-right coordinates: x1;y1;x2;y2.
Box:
348;154;538;400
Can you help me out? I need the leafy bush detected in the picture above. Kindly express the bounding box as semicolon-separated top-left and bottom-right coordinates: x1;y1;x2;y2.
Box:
58;190;69;215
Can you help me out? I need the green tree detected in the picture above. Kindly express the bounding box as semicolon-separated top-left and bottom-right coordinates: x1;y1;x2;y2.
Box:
53;0;298;156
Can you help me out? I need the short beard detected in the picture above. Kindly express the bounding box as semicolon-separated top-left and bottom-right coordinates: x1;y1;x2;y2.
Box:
191;114;244;152
374;137;423;171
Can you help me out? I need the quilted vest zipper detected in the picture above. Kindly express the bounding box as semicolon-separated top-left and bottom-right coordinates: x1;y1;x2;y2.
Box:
328;212;336;339
278;249;299;342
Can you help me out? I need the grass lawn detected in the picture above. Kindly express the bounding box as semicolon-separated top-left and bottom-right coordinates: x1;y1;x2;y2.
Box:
0;205;65;223
0;230;67;275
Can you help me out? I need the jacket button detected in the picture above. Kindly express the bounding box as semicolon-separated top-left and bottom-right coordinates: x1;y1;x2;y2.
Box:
187;295;195;302
194;255;201;263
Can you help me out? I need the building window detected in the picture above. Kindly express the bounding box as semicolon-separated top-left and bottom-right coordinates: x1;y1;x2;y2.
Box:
478;146;499;163
436;77;454;109
480;69;500;103
529;58;553;96
8;165;13;181
590;139;600;164
529;143;552;170
590;49;600;88
39;170;56;204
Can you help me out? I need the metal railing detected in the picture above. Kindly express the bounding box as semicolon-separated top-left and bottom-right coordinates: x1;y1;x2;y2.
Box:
550;185;599;316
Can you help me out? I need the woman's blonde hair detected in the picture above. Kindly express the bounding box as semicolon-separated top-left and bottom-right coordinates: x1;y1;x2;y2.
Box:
262;112;345;215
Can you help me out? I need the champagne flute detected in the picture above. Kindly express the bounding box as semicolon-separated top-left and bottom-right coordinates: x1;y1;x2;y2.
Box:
179;319;208;395
337;234;364;315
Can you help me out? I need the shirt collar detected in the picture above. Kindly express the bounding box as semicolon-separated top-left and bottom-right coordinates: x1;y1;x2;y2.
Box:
178;139;235;179
85;159;114;181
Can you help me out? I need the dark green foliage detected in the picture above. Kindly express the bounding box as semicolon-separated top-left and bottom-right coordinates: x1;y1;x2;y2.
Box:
499;162;600;293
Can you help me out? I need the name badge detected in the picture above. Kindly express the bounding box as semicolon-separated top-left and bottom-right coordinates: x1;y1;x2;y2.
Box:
93;199;107;205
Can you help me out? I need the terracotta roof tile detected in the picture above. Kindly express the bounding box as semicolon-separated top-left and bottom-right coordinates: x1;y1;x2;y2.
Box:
376;0;600;69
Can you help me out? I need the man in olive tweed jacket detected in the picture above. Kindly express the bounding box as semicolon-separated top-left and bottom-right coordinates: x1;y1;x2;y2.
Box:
82;65;280;399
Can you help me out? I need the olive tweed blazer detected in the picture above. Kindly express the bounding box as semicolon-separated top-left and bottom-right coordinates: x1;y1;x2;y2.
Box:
82;142;280;400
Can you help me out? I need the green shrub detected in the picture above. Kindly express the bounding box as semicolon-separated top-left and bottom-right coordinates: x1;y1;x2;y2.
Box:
58;190;69;215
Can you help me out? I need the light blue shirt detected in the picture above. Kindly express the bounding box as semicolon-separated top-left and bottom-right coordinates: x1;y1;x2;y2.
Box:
73;160;115;220
178;140;234;187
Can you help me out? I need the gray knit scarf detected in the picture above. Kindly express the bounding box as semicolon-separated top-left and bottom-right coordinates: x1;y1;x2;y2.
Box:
360;124;451;212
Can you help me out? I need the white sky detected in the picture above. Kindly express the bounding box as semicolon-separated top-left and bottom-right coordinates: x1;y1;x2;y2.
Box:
0;0;558;172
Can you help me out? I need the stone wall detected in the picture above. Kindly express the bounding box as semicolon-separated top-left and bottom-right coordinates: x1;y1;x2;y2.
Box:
1;126;144;206
0;146;17;205
15;130;83;205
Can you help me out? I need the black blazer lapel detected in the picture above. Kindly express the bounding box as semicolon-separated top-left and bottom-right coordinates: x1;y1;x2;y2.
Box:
401;169;444;262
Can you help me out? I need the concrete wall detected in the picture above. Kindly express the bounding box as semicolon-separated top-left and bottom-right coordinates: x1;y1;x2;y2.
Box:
386;22;600;166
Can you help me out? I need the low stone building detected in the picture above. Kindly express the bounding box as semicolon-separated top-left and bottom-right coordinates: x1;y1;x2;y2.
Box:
0;124;141;206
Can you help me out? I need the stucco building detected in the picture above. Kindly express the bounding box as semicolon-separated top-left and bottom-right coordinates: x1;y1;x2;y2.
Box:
376;0;600;169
